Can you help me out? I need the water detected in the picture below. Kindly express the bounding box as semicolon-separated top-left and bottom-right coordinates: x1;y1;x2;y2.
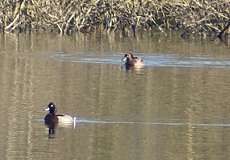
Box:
0;32;230;160
52;53;230;68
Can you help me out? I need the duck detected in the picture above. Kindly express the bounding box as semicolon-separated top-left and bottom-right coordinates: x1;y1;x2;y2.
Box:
122;52;144;70
44;102;74;126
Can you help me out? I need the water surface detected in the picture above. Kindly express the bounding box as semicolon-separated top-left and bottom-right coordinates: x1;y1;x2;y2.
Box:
0;32;230;160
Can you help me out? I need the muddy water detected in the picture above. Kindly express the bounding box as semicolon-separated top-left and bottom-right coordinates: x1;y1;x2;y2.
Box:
0;32;230;160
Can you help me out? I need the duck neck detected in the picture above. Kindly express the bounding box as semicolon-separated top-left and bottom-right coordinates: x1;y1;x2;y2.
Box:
49;111;56;115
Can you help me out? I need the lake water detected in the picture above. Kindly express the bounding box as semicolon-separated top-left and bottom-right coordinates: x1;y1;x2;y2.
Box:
0;32;230;160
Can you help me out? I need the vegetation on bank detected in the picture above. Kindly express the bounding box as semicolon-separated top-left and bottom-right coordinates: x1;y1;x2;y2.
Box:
0;0;229;40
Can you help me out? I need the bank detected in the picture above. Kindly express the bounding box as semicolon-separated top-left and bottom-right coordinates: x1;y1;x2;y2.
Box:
0;0;229;41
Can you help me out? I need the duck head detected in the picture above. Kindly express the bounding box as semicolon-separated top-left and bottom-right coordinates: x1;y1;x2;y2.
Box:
122;53;135;63
45;102;57;114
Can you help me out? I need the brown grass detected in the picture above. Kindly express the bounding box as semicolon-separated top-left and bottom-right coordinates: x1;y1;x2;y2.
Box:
0;0;229;40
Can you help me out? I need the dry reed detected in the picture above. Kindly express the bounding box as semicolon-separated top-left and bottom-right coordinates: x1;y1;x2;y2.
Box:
0;0;229;40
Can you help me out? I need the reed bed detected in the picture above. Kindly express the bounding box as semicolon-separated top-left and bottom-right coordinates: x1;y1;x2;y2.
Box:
0;0;229;39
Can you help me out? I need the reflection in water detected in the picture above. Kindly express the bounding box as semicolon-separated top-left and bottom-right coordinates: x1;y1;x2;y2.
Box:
0;33;230;160
0;38;34;159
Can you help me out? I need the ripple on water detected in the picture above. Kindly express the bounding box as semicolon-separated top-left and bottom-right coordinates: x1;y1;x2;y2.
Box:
51;53;230;69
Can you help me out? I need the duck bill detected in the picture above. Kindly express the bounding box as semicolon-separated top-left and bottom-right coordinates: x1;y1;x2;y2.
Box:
45;108;49;111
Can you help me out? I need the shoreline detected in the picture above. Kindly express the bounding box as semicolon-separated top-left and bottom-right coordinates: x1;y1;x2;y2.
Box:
0;0;229;41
